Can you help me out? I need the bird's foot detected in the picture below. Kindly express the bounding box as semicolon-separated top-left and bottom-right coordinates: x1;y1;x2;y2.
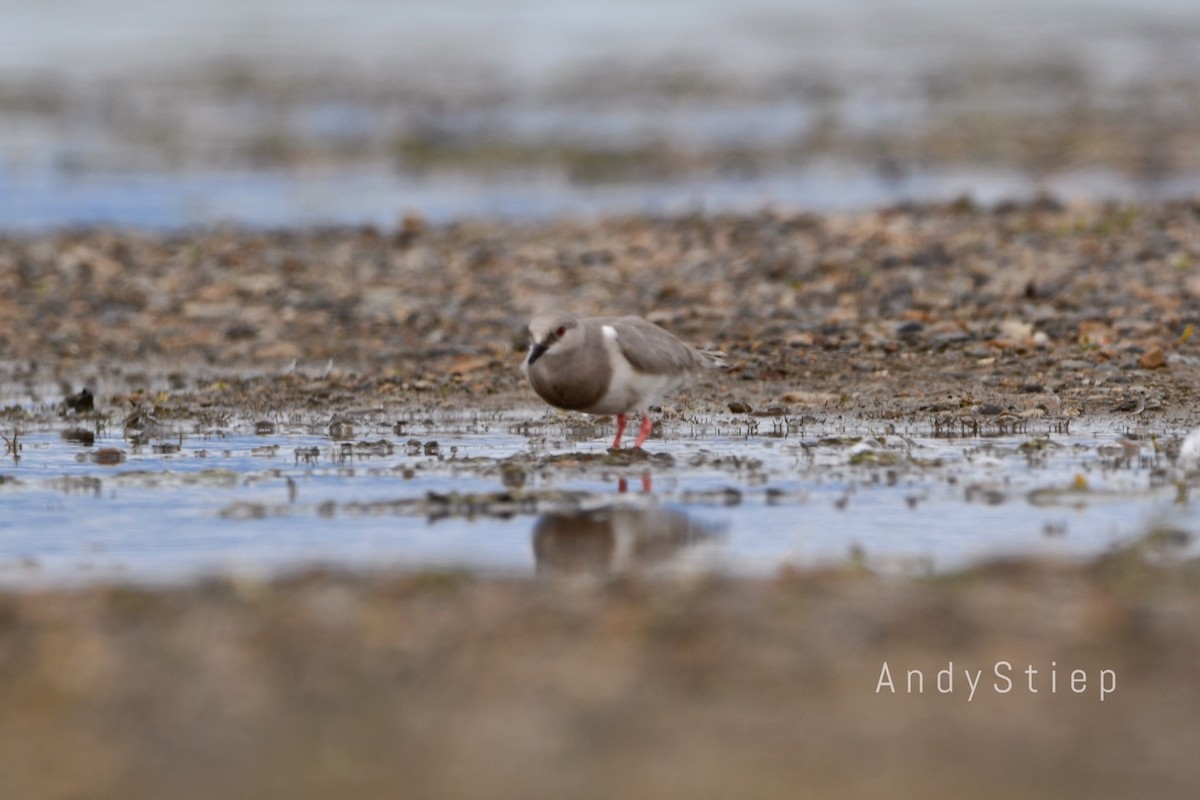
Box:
631;414;654;449
611;413;628;450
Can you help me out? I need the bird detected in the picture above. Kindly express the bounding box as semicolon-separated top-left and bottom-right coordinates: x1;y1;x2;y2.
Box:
522;311;727;449
532;506;721;575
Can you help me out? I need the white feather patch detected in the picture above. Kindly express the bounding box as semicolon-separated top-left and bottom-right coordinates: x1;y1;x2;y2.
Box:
602;325;618;340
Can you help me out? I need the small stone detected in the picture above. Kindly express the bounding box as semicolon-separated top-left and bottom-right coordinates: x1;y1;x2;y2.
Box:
1144;528;1191;549
394;211;427;247
1139;347;1167;369
1111;395;1146;413
1078;321;1117;346
224;322;259;341
998;319;1033;340
91;448;126;465
499;462;526;489
62;388;94;414
61;428;95;446
449;354;491;374
931;331;971;345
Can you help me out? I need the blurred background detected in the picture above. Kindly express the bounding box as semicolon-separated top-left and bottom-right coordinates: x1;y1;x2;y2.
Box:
3;0;1200;229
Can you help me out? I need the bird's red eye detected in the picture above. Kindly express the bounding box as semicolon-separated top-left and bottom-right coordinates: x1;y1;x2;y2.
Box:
556;326;566;337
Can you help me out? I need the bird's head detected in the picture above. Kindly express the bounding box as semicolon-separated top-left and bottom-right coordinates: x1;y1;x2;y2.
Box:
526;311;582;366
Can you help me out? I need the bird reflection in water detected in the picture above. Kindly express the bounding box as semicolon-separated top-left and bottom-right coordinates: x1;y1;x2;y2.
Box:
532;506;722;575
617;471;652;493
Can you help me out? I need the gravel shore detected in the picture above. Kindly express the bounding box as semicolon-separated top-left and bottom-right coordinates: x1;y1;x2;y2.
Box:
4;201;1200;430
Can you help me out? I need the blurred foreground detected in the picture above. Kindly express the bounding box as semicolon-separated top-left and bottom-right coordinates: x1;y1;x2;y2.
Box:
1;551;1197;799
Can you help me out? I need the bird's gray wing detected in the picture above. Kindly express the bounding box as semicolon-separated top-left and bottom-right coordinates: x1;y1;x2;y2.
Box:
601;316;703;375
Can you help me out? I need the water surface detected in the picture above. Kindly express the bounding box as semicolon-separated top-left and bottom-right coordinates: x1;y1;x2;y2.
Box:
2;415;1195;586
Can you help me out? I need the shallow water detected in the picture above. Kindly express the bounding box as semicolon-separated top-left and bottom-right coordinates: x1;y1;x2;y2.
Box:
4;0;1200;230
6;164;1200;232
1;413;1196;586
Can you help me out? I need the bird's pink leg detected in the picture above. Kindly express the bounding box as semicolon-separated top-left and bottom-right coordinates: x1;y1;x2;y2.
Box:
632;413;653;449
611;413;628;449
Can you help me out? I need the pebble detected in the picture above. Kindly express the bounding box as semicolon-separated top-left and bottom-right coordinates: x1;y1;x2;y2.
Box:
61;428;95;446
1139;347;1167;370
499;462;527;489
91;448;126;465
61;388;94;414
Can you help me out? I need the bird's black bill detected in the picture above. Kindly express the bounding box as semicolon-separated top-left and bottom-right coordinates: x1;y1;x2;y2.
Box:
527;343;549;365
